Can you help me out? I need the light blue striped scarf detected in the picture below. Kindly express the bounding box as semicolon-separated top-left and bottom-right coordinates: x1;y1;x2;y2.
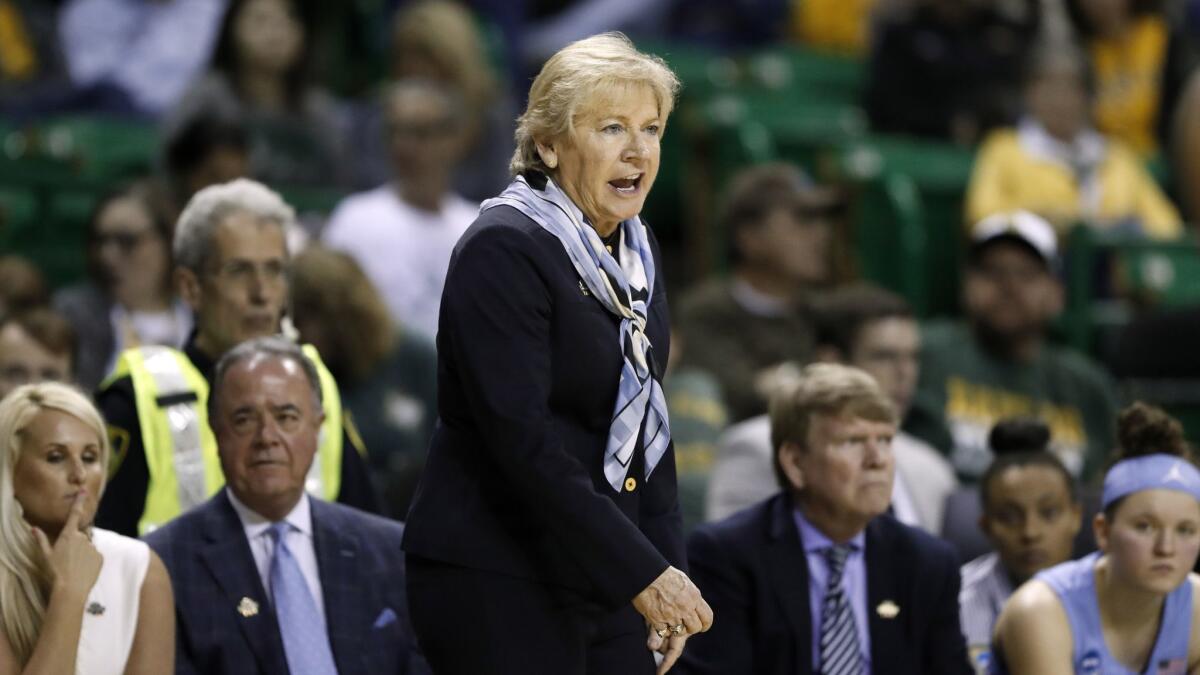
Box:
481;174;672;493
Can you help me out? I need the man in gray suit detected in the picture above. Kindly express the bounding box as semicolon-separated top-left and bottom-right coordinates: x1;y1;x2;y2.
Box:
706;283;956;532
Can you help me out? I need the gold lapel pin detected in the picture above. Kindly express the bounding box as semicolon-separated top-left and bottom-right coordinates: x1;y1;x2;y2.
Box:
237;597;259;618
876;600;900;619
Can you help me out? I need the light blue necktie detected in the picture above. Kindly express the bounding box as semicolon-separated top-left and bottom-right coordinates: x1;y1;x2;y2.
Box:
268;522;339;675
819;544;862;675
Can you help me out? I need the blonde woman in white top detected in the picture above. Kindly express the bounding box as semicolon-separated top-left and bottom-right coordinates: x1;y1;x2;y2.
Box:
0;382;174;674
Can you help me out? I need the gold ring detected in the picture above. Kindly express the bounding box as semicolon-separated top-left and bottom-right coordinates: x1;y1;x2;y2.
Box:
670;623;685;636
655;626;670;639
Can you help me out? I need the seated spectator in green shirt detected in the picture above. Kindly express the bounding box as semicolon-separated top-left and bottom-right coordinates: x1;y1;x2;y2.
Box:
907;210;1119;483
677;162;845;423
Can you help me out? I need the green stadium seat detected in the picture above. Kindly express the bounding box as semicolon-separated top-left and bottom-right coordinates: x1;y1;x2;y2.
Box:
1063;227;1200;353
0;187;39;237
744;46;865;106
38;116;158;180
849;172;930;315
835;136;976;317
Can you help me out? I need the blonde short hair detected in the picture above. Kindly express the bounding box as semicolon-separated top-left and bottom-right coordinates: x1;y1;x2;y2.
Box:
769;364;897;486
510;32;680;176
0;382;109;665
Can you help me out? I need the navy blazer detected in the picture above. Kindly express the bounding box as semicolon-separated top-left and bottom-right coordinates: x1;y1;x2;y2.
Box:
144;491;428;675
678;494;971;675
402;200;685;610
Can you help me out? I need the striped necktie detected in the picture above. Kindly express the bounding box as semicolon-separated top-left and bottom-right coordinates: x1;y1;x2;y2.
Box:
268;522;339;675
819;544;862;675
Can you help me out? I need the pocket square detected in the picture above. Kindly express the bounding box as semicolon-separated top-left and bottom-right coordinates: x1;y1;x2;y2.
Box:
373;608;397;629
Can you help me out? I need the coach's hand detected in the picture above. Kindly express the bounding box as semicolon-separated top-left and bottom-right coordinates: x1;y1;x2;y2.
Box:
634;566;713;672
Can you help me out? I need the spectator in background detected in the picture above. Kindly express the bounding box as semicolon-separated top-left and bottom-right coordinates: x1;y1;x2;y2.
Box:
0;310;76;401
53;183;191;391
706;283;957;536
958;417;1082;673
966;44;1182;239
56;0;226;117
290;245;437;519
165;0;347;187
790;0;880;56
0;255;49;316
381;0;517;202
666;0;789;48
160;107;251;225
908;211;1119;484
1065;0;1191;157
678;163;842;423
323;79;476;341
94;179;379;538
680;364;971;674
865;0;1039;144
0;0;68;104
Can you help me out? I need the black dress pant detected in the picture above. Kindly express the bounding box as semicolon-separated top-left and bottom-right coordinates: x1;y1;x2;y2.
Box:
407;555;657;674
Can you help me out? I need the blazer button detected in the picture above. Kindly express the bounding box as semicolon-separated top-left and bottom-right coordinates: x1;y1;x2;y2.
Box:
625;477;637;492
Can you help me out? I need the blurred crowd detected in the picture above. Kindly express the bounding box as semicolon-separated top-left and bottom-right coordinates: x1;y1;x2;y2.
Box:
3;0;1200;636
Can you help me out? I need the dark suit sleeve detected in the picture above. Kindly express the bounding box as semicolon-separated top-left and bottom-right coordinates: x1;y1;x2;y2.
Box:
441;225;669;608
145;538;201;675
94;375;150;537
677;526;754;674
174;615;202;675
924;542;973;675
335;425;381;514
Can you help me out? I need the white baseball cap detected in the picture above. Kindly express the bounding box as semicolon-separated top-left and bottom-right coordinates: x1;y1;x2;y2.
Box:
968;210;1058;268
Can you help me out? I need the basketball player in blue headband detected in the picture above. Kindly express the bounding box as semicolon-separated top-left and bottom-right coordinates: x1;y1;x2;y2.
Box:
991;402;1200;675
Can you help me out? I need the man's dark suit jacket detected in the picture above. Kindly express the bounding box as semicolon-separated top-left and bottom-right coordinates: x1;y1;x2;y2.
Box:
678;493;971;675
144;490;427;675
402;191;685;611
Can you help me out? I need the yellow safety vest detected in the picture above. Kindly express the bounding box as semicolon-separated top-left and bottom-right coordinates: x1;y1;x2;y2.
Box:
104;344;344;534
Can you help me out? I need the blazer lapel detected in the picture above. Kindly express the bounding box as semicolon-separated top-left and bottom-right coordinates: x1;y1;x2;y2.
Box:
764;494;813;673
312;500;367;675
197;491;288;674
865;518;905;672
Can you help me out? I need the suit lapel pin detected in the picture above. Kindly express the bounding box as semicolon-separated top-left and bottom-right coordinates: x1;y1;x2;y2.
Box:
237;597;259;618
578;280;591;297
876;600;900;619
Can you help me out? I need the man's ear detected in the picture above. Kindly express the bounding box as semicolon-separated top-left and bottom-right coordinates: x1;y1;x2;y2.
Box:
779;441;806;492
534;138;559;170
176;267;202;312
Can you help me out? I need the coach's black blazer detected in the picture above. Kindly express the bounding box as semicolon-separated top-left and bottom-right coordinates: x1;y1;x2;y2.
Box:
678;493;971;675
144;491;427;675
402;197;685;610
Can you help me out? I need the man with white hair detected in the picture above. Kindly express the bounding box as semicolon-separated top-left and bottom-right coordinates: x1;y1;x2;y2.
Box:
96;178;378;537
